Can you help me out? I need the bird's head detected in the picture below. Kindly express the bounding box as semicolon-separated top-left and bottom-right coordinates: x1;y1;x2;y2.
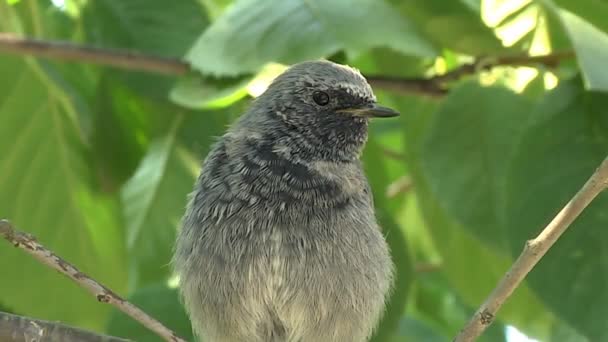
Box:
240;60;399;161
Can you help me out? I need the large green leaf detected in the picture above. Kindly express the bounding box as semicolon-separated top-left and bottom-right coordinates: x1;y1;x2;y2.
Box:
506;78;608;340
399;93;553;339
0;56;127;329
420;81;533;250
106;283;193;342
186;0;436;76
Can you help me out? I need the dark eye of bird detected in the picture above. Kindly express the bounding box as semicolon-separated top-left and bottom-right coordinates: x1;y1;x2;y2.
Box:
312;91;330;106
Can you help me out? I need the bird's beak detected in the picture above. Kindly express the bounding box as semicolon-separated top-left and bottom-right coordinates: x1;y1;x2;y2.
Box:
337;103;400;118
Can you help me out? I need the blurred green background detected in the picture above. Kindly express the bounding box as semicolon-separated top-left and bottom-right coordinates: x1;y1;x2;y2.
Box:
1;0;607;341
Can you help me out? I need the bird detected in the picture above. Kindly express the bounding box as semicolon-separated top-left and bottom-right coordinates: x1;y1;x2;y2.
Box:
172;60;398;342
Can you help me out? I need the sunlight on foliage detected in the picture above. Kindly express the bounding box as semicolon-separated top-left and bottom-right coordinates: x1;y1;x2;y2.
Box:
246;63;288;97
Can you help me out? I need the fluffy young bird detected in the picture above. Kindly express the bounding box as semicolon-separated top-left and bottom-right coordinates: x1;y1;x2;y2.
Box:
173;60;398;342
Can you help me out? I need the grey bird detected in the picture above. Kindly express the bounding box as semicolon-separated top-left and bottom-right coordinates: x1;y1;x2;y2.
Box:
173;60;397;342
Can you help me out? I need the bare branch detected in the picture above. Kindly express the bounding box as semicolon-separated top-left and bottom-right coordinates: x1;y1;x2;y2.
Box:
453;156;608;342
413;262;442;274
380;147;406;161
0;33;575;97
0;33;189;75
0;311;130;342
386;176;413;198
0;220;187;342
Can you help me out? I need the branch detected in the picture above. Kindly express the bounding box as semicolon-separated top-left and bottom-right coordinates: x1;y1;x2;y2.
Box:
0;33;575;97
386;176;413;198
0;33;189;75
413;262;442;274
0;311;131;342
453;156;608;342
365;76;448;97
0;220;187;342
366;50;575;97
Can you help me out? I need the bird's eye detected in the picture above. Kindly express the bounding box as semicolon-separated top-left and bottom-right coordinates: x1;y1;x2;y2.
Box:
312;91;330;106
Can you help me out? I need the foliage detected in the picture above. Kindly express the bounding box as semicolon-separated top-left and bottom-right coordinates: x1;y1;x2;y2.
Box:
1;0;607;340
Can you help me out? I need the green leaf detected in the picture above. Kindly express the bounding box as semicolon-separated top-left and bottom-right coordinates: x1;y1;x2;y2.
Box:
83;0;208;57
106;283;193;342
90;78;168;190
0;56;127;329
121;109;231;288
551;8;608;92
397;317;450;342
553;0;608;34
82;0;210;98
421;81;533;250
506;78;608;340
409;270;508;342
389;0;505;55
120;116;195;287
363;136;413;342
550;318;589;342
399;93;553;340
186;0;436;76
170;74;251;109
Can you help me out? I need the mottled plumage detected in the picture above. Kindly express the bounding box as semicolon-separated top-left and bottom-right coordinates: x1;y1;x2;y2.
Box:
173;60;397;342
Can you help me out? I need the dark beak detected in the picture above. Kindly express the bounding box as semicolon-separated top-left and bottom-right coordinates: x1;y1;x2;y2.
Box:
337;103;400;118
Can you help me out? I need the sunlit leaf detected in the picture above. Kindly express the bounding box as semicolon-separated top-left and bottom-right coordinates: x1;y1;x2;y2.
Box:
554;9;608;92
186;0;436;76
170;74;251;109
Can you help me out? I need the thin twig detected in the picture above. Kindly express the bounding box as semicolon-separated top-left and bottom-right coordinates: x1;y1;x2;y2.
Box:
0;33;575;96
0;220;187;342
386;176;413;198
453;156;608;341
381;147;407;161
0;311;131;342
413;262;442;274
0;33;189;75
